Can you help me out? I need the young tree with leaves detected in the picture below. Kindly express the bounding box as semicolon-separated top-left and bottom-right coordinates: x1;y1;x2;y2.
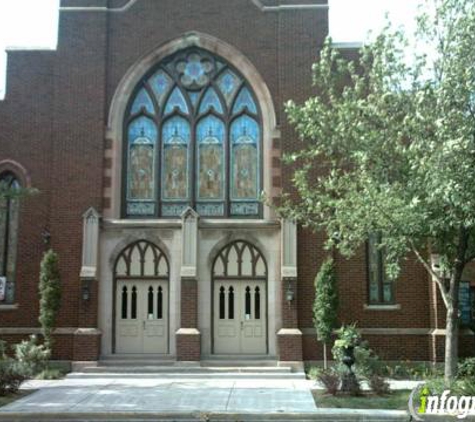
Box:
313;257;339;369
279;0;475;383
39;250;61;351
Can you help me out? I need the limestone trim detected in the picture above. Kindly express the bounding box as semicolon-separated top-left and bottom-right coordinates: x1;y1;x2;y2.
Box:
60;0;139;13
250;0;328;11
181;208;199;278
430;329;474;336
277;328;302;336
364;304;401;311
302;327;434;336
106;32;278;219
176;328;200;335
281;219;297;279
0;304;19;311
80;207;101;280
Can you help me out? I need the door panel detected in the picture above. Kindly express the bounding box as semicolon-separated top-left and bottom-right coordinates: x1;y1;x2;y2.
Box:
214;283;240;354
214;281;266;354
116;280;168;354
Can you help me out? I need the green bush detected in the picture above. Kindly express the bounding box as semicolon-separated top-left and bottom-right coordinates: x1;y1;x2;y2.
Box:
457;357;475;379
0;360;26;396
13;335;50;377
39;249;61;350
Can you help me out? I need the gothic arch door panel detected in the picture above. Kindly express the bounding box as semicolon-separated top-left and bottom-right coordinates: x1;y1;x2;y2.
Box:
114;241;169;354
213;240;267;355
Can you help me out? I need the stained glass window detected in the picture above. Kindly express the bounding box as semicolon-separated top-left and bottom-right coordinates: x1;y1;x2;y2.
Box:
124;48;262;218
0;173;21;304
367;233;395;305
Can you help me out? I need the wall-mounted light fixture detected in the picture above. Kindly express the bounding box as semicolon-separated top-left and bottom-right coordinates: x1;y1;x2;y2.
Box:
41;228;51;246
285;279;295;302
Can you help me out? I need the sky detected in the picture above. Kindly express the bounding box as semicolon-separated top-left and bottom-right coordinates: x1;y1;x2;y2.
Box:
0;0;418;98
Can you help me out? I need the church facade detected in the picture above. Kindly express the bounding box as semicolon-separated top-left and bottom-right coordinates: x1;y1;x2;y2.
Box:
0;0;473;365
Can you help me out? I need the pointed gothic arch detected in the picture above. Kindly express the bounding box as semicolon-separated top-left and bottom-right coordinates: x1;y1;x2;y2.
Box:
106;32;278;219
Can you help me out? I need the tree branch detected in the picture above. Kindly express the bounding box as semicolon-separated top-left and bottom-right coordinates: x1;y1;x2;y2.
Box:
408;239;450;309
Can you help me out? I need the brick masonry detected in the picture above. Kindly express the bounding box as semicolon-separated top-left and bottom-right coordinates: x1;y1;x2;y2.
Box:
0;0;473;363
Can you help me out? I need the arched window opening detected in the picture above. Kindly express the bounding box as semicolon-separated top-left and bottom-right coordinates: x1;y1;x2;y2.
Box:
124;48;262;218
0;172;21;304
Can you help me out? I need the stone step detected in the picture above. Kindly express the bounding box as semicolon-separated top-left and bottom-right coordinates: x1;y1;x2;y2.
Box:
67;371;305;379
81;365;291;373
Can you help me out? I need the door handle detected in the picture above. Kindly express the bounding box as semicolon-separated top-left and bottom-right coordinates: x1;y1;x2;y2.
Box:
240;321;243;330
143;321;145;330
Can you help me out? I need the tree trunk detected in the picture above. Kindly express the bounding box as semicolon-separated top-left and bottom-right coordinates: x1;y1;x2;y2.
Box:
323;342;328;370
444;306;459;385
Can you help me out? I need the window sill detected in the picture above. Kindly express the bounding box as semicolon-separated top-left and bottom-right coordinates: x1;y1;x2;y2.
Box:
0;303;19;311
364;304;401;311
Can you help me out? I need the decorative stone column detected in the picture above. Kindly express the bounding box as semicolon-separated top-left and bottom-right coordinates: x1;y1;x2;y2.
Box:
277;219;303;361
75;207;102;362
176;208;201;361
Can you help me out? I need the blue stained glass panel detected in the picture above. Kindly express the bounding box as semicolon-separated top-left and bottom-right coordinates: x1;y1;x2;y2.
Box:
199;87;224;114
217;70;240;105
189;92;201;109
164;87;190;115
162;116;191;144
131;88;155;115
230;116;259;200
128;116;158;144
232;87;257;114
162;116;190;200
149;70;172;106
197;115;225;143
197;116;225;200
230;115;259;145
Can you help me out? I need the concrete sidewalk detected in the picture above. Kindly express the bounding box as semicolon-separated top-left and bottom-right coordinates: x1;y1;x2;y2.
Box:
0;378;417;421
0;378;317;414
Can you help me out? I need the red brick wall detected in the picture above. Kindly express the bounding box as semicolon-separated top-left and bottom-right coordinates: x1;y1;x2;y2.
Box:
1;0;468;364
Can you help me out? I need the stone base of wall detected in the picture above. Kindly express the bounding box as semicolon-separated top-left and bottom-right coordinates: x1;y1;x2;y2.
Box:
277;328;303;361
176;328;201;361
72;328;101;361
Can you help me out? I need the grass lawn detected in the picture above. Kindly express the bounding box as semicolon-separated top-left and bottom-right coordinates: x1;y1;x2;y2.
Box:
0;390;34;408
312;389;411;410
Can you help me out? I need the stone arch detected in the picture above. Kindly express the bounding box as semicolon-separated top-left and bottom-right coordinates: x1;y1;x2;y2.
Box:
0;159;31;188
106;32;278;219
208;234;269;276
108;232;171;272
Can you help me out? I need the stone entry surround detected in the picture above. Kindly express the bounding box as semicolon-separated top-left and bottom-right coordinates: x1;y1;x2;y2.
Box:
97;216;302;362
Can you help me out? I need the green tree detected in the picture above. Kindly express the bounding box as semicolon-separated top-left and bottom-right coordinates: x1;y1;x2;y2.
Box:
38;250;61;351
313;257;339;369
279;0;475;383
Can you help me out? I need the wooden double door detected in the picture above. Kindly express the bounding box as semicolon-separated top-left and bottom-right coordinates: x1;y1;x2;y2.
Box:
116;280;168;354
214;280;267;354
